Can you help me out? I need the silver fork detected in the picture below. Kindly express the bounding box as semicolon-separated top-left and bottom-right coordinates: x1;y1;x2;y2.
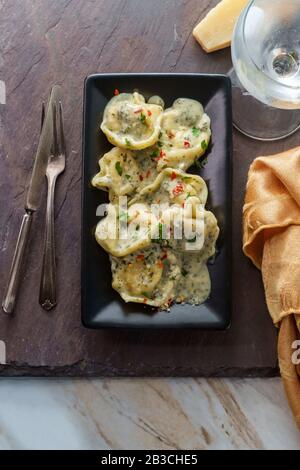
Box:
39;102;66;311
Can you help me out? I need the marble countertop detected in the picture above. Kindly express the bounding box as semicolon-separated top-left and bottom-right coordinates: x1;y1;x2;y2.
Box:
0;378;299;450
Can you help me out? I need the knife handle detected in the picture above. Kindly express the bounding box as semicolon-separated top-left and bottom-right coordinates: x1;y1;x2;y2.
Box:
2;211;33;314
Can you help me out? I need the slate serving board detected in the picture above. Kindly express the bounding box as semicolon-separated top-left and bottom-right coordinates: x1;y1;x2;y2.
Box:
0;0;295;377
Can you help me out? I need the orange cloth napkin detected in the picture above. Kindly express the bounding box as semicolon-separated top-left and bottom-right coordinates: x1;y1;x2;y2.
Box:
243;146;300;429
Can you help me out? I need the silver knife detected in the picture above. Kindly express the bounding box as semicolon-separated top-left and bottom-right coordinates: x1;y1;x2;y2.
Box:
2;85;62;314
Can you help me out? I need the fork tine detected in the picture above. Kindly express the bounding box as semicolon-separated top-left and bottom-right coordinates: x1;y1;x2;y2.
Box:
58;101;66;155
52;103;59;156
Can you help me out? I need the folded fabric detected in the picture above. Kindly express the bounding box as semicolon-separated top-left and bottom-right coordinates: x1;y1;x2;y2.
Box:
279;315;300;427
243;146;300;429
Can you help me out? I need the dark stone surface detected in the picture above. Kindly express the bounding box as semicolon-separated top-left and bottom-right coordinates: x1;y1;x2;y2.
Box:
0;0;296;377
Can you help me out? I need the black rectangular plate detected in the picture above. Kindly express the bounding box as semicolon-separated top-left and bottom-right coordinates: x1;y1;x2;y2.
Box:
82;73;232;329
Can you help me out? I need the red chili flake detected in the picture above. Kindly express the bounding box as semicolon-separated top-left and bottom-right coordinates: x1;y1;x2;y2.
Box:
156;150;166;161
146;170;151;178
147;110;152;117
136;254;145;261
181;202;185;208
157;261;164;269
170;171;177;180
139;174;144;181
134;108;143;114
172;182;184;196
167;298;173;307
161;253;168;261
114;88;120;95
184;140;190;148
143;298;148;304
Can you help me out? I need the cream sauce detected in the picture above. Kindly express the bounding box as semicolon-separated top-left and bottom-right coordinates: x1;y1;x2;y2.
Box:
93;91;218;310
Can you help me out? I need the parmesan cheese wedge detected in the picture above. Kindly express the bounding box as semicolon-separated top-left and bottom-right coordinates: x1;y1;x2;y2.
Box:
193;0;249;53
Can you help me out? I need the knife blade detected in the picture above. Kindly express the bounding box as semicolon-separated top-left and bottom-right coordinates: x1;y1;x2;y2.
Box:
2;85;62;314
26;85;62;212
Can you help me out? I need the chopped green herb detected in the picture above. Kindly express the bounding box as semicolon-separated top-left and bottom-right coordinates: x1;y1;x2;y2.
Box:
141;291;151;299
135;224;140;231
118;211;128;222
187;235;197;243
195;157;208;170
125;174;131;180
151;223;167;244
192;127;201;137
201;140;207;150
290;51;298;60
157;141;163;148
181;268;188;277
115;161;123;176
150;149;159;159
158;131;162;139
140;113;146;124
125;138;131;147
158;222;164;240
186;192;191;199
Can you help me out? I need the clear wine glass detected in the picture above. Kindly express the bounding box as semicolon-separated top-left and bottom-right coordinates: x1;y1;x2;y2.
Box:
230;0;300;141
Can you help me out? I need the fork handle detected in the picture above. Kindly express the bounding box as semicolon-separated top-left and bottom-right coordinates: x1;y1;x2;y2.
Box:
2;211;33;314
39;174;57;311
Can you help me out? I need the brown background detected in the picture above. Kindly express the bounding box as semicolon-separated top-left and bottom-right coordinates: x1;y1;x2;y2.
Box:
0;0;297;376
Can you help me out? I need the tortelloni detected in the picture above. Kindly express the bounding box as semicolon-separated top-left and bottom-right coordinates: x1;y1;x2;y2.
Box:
92;147;140;200
130;168;208;206
92;147;158;201
156;98;211;171
94;165;208;258
110;247;181;308
94;168;219;308
95;202;158;257
93;89;218;310
101;92;163;150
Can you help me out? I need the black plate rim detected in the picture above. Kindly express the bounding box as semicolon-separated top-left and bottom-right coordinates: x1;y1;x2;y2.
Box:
81;72;232;329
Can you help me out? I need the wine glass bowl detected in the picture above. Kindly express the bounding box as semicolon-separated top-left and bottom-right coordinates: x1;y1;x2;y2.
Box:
230;0;300;140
